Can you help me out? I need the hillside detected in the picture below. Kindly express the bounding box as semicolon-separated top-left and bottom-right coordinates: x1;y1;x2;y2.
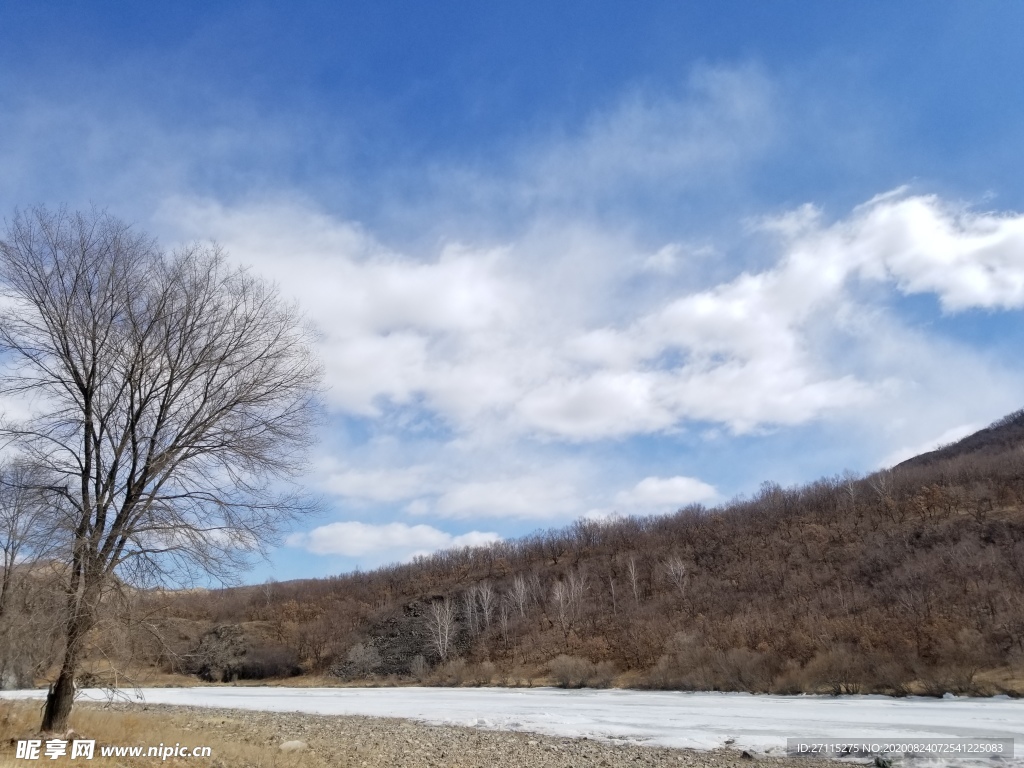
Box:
27;413;1024;695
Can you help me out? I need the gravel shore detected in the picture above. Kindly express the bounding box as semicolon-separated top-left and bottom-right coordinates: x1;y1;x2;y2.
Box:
91;702;843;768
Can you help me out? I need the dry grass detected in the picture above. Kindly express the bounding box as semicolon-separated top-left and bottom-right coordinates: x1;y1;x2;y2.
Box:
976;664;1024;695
0;701;328;768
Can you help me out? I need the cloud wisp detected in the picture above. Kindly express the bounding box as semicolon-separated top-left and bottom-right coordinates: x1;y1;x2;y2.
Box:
286;521;500;564
615;476;719;509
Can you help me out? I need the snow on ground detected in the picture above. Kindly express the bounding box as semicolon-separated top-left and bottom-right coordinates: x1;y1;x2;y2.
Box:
3;687;1021;763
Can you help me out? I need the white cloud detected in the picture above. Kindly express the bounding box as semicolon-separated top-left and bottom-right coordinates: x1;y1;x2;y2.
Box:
516;372;676;439
162;189;1024;447
642;244;684;274
287;521;500;561
876;199;1024;310
164;198;866;439
313;450;592;522
784;193;1024;311
615;476;719;509
434;476;581;520
319;464;433;504
0;390;41;427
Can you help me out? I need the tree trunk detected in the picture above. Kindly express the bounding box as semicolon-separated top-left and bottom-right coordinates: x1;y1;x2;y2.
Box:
41;599;92;732
40;664;75;732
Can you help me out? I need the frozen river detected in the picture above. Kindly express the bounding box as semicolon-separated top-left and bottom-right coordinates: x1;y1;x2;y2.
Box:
3;686;1022;761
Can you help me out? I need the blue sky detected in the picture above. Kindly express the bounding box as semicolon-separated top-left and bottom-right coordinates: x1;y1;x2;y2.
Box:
3;2;1024;581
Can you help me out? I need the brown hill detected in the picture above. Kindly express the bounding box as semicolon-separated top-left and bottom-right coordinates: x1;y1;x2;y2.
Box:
85;412;1024;695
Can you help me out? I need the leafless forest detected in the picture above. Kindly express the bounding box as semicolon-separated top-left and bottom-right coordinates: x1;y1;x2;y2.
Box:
4;411;1024;696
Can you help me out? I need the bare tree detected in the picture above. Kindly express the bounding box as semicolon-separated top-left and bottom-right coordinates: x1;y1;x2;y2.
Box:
426;596;457;660
841;470;859;506
567;569;587;618
664;556;689;599
462;586;480;635
476;580;495;629
0;460;57;622
527;570;545;605
869;469;893;501
551;580;572;642
551;569;587;645
0;460;64;689
510;573;529;617
497;595;512;648
0;207;322;730
626;555;641;605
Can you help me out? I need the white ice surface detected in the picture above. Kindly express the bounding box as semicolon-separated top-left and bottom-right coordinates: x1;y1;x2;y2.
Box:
3;687;1021;762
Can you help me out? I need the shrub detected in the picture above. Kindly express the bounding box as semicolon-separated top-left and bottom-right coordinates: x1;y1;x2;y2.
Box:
800;646;915;696
801;647;868;695
589;661;618;688
508;664;534;687
549;655;592;688
409;654;430;682
646;632;719;690
870;657;913;696
346;642;383;676
770;661;805;695
328;642;383;680
548;655;616;688
185;625;248;682
238;646;301;679
918;629;998;695
715;648;779;693
433;657;468;686
471;660;498;686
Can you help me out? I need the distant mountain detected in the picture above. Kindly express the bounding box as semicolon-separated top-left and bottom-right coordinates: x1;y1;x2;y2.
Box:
896;408;1024;469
